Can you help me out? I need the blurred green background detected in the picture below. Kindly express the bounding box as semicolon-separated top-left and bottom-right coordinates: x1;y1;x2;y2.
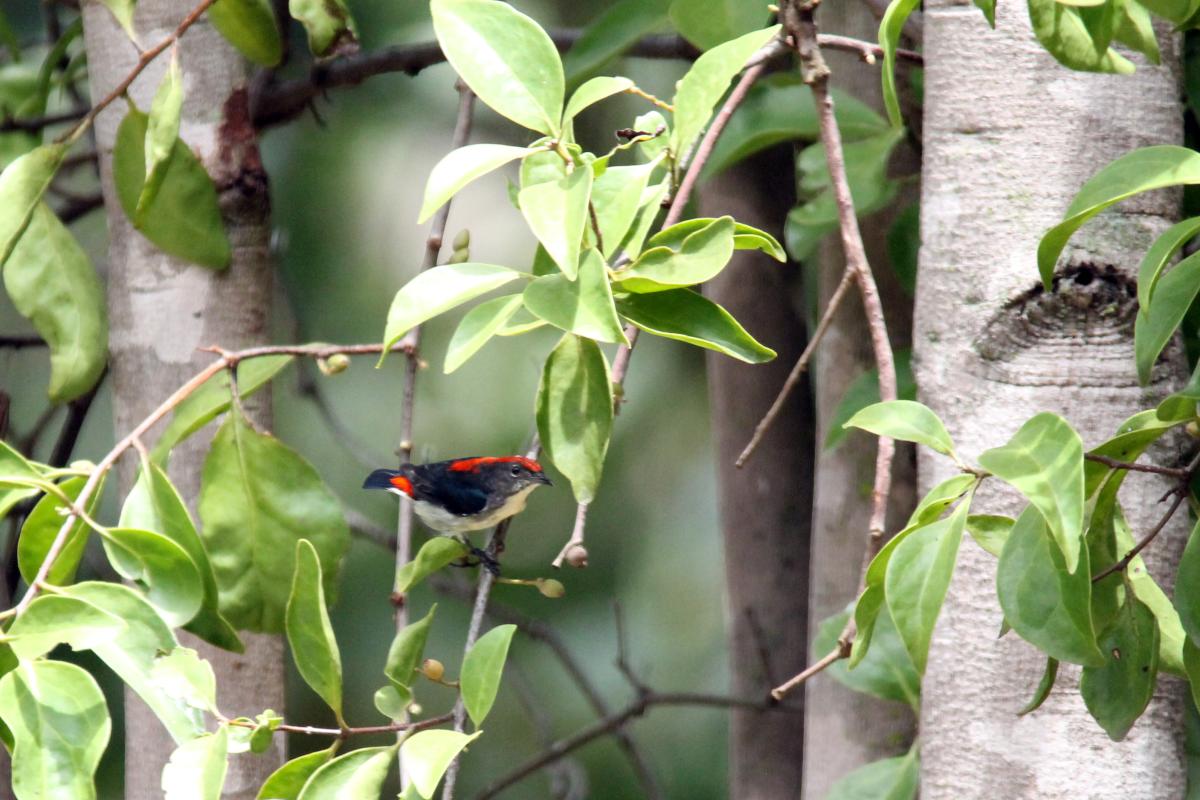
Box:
0;1;746;797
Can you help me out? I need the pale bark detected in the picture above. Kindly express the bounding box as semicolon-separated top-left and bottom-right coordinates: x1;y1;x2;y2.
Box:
81;1;283;796
705;153;811;800
916;2;1188;797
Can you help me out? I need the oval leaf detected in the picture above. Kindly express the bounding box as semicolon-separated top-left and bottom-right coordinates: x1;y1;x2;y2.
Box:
615;215;736;292
1080;594;1159;741
1174;519;1200;644
17;474;100;587
286;539;343;719
563;76;634;131
523;249;628;344
445;294;525;373
137;50;184;216
616;288;775;363
0;143;65;267
590;158;661;259
256;746;336;800
461;623;516;726
289;0;358;57
813;606;919;708
4;594;125;660
297;745;393;800
385;604;437;692
536;335;613;503
395;537;468;594
1134;249;1200;385
518;164;592;279
826;748;918;800
646;216;785;261
401;730;483;799
1027;0;1135;77
101;526;204;627
419;144;533;224
1137;216;1200;310
208;0;284;66
162;728;229;800
843;399;956;457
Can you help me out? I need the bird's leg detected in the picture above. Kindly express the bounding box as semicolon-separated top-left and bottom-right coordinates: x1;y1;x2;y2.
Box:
448;536;501;576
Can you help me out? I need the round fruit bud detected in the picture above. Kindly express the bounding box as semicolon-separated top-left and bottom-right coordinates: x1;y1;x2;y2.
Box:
452;229;470;251
421;658;445;682
447;248;469;264
565;544;589;568
537;578;566;598
318;353;350;375
408;702;423;715
1187;421;1200;439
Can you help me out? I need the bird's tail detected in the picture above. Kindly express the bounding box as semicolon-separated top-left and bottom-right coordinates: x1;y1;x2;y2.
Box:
363;468;403;490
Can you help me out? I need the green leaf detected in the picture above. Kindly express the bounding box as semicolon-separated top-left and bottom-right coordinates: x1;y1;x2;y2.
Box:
462;624;516;726
1112;0;1159;64
562;0;670;85
0;143;65;268
0;660;110;800
418;144;533;224
563;76;634;135
1081;594;1159;740
814;607;919;708
151;647;218;713
996;505;1104;666
844;399;956;457
99;0;137;38
973;0;997;26
1186;639;1200;723
137;51;184;217
617;179;669;258
878;0;919;128
297;745;394;800
907;474;976;527
431;0;564;135
1158;357;1200;422
791;129;903;233
1138;0;1200;22
1027;0;1134;74
152;355;293;462
590;159;661;259
379;264;522;364
286;540;343;719
616;289;775;363
886;203;919;296
645;216;785;261
113;106;230;269
445;294;525;373
198;407;349;633
885;499;968;674
1175;519;1200;644
1018;657;1058;715
824;350;917;450
121;460;242;652
1038;146;1200;288
289;0;357;57
1135;249;1200;385
385;605;437;695
668;0;764;50
207;0;283;66
63;582;207;743
0;441;44;522
536;335;613;503
162;728;229;800
966;515;1014;558
826;748;918;800
524;249;628;344
17;475;101;587
518;165;592;279
374;684;409;719
1124;550;1186;676
3;203;107;402
1136;217;1200;311
978;412;1086;573
401;730;483;799
671;25;780;160
395;537;468;594
616;215;736;292
100;527;204;627
257;746;336;800
4;594;124;659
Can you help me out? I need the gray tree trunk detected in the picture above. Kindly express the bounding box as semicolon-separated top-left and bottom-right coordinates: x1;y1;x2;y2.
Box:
802;2;919;796
916;2;1188;797
705;153;812;800
81;1;284;796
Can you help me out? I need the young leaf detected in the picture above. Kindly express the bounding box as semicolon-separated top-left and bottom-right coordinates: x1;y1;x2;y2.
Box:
978;412;1085;573
1119;509;1186;675
824;350;917;450
669;0;765;50
966;515;1014;558
374;684;410;720
99;0;137;38
884;500;968;674
1080;593;1158;741
379;263;522;364
461;624;517;726
562;0;670;84
843;399;956;457
590;159;661;259
256;746;336;800
418;144;533;224
813;607;919;708
523;249;628;344
431;0;564;135
385;605;437;694
0;660;110;800
162;728;229;800
646;216;785;261
100;526;204;627
138;50;184;216
616;289;775;363
401;730;483;799
3;594;124;660
536;335;613;504
17;475;100;586
1112;0;1159;64
1038;146;1200;287
617;179;669;258
0;441;44;522
825;747;918;800
878;0;919;128
151;647;218;713
297;745;394;800
286;540;343;720
207;0;283;66
1138;0;1200;22
113;106;230;269
289;0;357;57
1134;250;1200;384
198;407;350;633
563;76;634;133
518;165;592;279
395;537;468;594
996;506;1104;666
3;203;107;401
0;143;66;268
1027;0;1135;75
1018;657;1059;716
907;474;976;528
615;215;736;292
1175;519;1200;644
445;294;525;373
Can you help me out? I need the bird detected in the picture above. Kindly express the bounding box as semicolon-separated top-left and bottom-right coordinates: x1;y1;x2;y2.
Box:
363;456;552;573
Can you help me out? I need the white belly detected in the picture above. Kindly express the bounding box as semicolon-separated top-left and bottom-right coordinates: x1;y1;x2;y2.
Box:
410;485;538;535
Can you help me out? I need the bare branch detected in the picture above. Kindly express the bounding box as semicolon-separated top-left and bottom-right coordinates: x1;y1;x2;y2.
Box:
769;647;843;701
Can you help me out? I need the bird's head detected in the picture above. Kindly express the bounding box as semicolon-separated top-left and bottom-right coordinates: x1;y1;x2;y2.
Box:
451;456;553;496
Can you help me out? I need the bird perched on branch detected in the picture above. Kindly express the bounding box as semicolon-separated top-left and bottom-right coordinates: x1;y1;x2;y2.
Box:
364;456;552;572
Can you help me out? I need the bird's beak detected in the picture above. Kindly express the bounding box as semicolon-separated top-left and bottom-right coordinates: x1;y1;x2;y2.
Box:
537;473;553;486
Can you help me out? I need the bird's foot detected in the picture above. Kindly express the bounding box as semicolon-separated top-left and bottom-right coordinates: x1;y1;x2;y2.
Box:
468;545;501;577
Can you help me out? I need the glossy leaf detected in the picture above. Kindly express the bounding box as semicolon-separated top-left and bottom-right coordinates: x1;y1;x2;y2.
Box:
1138;0;1200;22
374;684;409;720
101;526;204;627
844;399;956;457
536;335;613;503
0;441;43;522
814;607;919;708
978;412;1085;573
879;0;919;127
646;216;785;262
616;289;775;363
385;604;436;696
591;159;661;259
791;129;904;233
256;746;336;800
563;76;634;133
826;748;918;800
1081;594;1158;741
1028;0;1134;74
824;350;917;450
1112;0;1159;64
524;249;627;344
402;730;483;799
885;500;967;674
1038;146;1200;287
966;515;1013;558
138;51;184;216
1185;639;1200;720
3;203;107;401
395;537;468;594
4;594;124;660
207;0;283;66
668;0;763;50
17;475;98;587
1176;519;1200;644
973;0;997;26
1018;657;1058;716
1135;250;1200;385
518;165;592;279
431;0;564;135
289;0;357;57
462;624;516;726
672;26;779;160
113;106;230;269
615;215;736;292
198;407;349;633
0;143;65;268
418;144;533;224
445;294;524;373
297;745;393;800
286;540;343;719
996;506;1104;666
1138;217;1200;319
562;0;670;84
162;728;229;800
907;474;976;528
151;647;218;713
380;264;522;364
1158;358;1200;422
1121;516;1186;675
617;179;669;258
0;660;110;800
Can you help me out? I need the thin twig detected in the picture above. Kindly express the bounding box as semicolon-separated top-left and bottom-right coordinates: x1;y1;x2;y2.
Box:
551;503;589;568
769;647;842;701
1084;452;1190;479
0;335;47;348
0;106;87;134
223;711;454;739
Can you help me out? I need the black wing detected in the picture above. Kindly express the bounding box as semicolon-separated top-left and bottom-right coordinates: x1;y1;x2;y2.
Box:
405;462;489;516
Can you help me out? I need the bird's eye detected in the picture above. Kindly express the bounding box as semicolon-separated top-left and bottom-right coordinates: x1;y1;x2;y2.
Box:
510;465;522;477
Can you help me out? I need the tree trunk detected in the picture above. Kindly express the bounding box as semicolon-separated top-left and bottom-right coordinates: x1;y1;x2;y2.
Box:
81;1;283;796
802;2;919;795
705;151;812;800
915;3;1188;797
